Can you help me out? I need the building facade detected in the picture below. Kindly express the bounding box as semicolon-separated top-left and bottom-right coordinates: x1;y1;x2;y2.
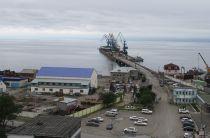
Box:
31;67;97;95
110;67;138;83
0;77;28;88
0;81;6;93
164;63;180;76
172;87;197;104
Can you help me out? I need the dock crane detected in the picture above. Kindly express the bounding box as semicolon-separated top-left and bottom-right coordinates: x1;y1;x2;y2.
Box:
116;32;128;55
101;33;120;52
198;53;210;87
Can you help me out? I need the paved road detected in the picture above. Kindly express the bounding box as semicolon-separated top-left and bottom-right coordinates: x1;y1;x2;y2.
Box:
115;56;184;137
82;54;183;137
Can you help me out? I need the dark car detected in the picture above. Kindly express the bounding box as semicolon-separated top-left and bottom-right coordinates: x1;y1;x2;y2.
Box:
183;123;195;128
86;122;100;127
182;120;194;125
183;126;195;132
88;118;100;123
106;124;113;130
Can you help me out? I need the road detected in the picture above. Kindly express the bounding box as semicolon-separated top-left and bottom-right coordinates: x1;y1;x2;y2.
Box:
82;53;183;137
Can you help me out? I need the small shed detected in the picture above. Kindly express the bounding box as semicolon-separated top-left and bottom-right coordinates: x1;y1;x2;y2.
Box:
0;81;6;93
57;97;78;113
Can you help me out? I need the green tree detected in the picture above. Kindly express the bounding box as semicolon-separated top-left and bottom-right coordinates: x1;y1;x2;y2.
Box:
100;92;117;107
0;95;22;128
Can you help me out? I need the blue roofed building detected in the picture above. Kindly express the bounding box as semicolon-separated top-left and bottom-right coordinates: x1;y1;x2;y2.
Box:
0;76;28;88
31;67;98;95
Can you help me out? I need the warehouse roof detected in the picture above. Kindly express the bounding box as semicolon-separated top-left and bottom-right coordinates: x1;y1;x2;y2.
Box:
37;67;94;78
8;115;81;137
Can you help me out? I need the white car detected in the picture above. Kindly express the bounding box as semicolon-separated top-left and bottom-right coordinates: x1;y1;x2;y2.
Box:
179;108;189;114
95;117;104;122
184;132;193;138
123;127;137;134
181;118;193;123
138;118;148;122
134;121;148;126
110;109;118;112
105;111;117;117
141;109;153;114
129;116;139;120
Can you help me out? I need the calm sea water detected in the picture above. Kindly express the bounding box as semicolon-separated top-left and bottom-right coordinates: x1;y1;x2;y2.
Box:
0;39;210;75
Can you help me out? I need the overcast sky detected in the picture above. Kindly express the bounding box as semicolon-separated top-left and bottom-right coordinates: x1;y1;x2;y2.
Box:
0;0;210;40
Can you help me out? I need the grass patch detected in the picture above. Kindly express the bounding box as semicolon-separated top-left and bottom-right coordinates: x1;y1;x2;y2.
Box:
191;103;200;112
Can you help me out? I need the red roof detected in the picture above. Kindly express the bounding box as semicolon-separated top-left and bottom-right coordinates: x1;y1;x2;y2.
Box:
164;63;180;70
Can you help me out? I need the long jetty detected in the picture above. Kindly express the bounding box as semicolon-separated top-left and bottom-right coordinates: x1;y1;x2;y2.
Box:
99;48;157;76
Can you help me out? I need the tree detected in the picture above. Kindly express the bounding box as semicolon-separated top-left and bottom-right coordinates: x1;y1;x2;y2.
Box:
0;95;22;128
134;85;156;108
100;92;117;107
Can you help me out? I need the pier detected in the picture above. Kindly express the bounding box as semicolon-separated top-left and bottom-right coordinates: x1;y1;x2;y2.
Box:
99;48;157;77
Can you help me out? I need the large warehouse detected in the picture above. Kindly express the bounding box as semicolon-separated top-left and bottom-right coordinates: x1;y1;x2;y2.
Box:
31;67;98;95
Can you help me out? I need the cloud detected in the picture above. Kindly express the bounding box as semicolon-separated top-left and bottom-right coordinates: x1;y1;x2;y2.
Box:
0;0;210;39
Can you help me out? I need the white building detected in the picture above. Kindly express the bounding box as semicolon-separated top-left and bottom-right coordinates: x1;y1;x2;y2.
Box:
172;87;197;104
31;67;98;95
0;81;6;93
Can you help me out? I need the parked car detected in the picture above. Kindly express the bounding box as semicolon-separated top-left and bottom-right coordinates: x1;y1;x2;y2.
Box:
86;122;100;127
184;132;193;138
183;126;195;132
105;111;117;117
141;109;153;114
179;108;189;114
123;127;137;134
129;116;139;121
181;118;194;123
88;118;100;123
110;109;118;114
180;116;191;120
129;116;148;122
95;117;104;122
106;124;113;130
183;123;195;128
134;121;147;126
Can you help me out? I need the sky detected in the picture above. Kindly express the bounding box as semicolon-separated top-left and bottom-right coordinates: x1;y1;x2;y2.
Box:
0;0;210;40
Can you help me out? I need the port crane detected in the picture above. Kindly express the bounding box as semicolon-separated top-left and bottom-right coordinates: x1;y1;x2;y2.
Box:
101;32;128;54
198;53;210;86
116;32;128;55
101;33;119;52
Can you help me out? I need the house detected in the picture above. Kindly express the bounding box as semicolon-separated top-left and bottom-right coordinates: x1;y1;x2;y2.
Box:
164;63;180;76
31;67;98;95
18;69;38;82
0;76;28;88
172;87;197;104
7;115;81;138
0;81;6;93
110;67;139;83
57;97;78;113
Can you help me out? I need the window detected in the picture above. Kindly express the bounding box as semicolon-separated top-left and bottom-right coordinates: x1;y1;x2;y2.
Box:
49;89;53;92
60;89;63;92
70;89;73;93
80;90;84;93
35;88;38;91
192;91;194;95
42;88;45;91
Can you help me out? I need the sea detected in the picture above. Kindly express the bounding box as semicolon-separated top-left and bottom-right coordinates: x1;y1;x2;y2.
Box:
0;39;210;75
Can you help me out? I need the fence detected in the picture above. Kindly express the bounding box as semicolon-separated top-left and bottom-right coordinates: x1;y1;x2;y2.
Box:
69;97;121;117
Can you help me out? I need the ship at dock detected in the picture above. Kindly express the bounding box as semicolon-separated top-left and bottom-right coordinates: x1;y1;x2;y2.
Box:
99;32;144;63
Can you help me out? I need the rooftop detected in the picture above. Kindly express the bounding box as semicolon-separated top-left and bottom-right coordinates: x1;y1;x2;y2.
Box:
59;97;77;103
111;67;136;73
8;115;81;137
20;69;37;74
37;67;94;78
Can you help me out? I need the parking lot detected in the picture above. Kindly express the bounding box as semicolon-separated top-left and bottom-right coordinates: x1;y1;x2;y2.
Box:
82;105;183;138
